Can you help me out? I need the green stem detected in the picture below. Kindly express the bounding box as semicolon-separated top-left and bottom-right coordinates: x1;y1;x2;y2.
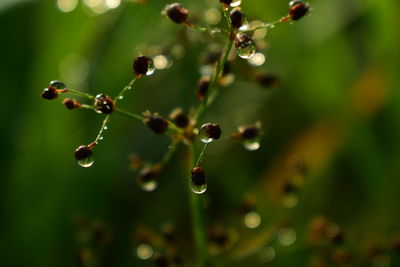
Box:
161;142;177;166
67;88;95;99
195;8;234;124
188;144;207;267
94;115;111;144
115;107;143;121
195;143;209;166
239;20;281;33
114;77;137;104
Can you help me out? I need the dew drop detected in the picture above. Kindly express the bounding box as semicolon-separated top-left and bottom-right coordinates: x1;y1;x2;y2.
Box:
199;123;221;143
118;95;124;100
136;243;154;260
139;179;157;192
190;180;207;194
244;211;261;229
235;33;256;59
99;136;104;140
243;138;260;151
199;129;213;143
103;126;108;130
230;0;242;7
77;154;94;168
145;60;155;76
138;167;158;192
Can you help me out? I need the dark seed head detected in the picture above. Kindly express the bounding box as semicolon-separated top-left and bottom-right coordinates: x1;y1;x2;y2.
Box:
133;56;154;76
145;116;169;134
169;108;190;128
164;3;189;24
239;126;260;140
230;8;245;29
139;166;156;183
191;166;206;186
94;94;114;114
63;98;80;109
41;87;58;100
49;80;66;90
288;1;309;21
197;77;210;101
74;145;93;161
201;123;221;140
220;0;232;5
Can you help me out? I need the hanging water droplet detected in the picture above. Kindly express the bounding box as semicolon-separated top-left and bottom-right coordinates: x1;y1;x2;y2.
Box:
99;136;104;140
230;0;242;7
103;126;108;130
191;180;207;194
243;138;260;151
77;154;94;168
235;33;256;59
199;123;221;143
191;166;207;194
127;86;132;90
145;59;155;76
118;95;124;100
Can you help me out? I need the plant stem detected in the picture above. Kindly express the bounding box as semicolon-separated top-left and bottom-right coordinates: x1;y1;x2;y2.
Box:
195;8;234;124
188;144;207;267
115;107;143;121
196;143;209;166
94;115;111;144
67;88;95;99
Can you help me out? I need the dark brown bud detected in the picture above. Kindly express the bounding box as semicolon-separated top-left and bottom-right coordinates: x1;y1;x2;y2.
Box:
230;8;245;29
239;126;260;139
169;108;190;128
41;87;58;100
74;145;93;161
197;77;210;101
139;166;157;183
145;115;169;134
94;94;114;114
191;166;206;186
288;1;309;21
63;98;81;109
164;3;189;24
200;123;221;140
133;56;154;76
254;73;280;88
219;0;232;5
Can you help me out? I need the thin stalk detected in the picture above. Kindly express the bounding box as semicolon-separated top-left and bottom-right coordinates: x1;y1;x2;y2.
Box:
114;77;137;104
115;107;143;121
195;143;209;166
188;144;207;267
94;115;111;144
195;8;234;124
239;20;281;33
67;88;95;99
161;142;177;166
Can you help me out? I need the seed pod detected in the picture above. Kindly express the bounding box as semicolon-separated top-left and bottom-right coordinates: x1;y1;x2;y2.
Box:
94;94;114;114
288;1;309;21
41;87;58;100
164;3;189;24
133;56;155;76
199;123;221;142
145;115;169;134
230;8;245;29
63;98;80;109
239;126;260;140
169;108;190;128
191;166;206;187
196;77;210;101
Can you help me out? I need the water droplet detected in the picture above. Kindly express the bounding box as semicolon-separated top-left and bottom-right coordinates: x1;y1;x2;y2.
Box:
138;167;158;192
190;180;207;194
127;86;132;90
230;0;242;7
136;243;154;260
118;95;124;100
247;52;265;66
77;154;94;168
277;227;296;246
103;126;108;130
234;33;256;59
145;60;155;76
243;138;260;151
244;211;261;229
199;123;221;143
99;136;104;140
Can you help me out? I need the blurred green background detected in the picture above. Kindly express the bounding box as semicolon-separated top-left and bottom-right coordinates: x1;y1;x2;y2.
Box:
1;0;400;266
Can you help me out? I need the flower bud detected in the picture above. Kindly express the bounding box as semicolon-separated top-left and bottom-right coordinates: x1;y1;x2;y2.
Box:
94;94;114;114
239;126;260;140
41;87;58;100
169;108;190;128
133;56;155;76
196;77;210;101
230;8;245;29
63;98;81;109
164;3;189;24
288;1;309;21
145;115;169;134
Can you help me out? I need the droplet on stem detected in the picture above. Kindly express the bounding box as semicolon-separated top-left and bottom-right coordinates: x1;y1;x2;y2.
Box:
74;145;94;168
191;166;207;194
234;33;256;59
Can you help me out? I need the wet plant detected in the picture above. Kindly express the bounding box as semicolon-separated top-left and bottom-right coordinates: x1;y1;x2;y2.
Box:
42;1;312;265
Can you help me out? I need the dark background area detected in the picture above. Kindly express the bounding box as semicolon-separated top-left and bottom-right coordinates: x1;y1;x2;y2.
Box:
1;0;400;266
